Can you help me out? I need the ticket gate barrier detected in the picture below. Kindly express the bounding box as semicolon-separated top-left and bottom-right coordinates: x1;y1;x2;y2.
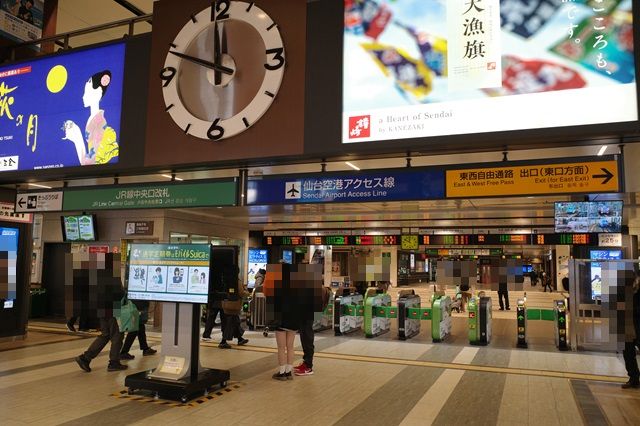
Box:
469;296;492;345
431;294;452;343
554;299;569;351
364;288;393;338
313;290;335;332
516;299;527;348
398;290;422;340
334;287;364;336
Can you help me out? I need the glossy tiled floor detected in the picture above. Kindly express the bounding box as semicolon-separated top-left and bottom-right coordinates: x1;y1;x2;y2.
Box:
1;315;638;426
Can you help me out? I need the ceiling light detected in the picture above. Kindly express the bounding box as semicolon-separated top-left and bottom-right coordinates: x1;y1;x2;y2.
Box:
345;161;360;171
161;174;183;181
28;183;52;189
597;145;607;156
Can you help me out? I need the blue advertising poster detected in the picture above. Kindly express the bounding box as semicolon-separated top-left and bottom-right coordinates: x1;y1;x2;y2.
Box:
247;248;268;288
247;169;445;205
0;226;18;308
0;42;125;172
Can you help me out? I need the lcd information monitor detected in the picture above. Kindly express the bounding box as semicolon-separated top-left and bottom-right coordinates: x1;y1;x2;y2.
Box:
61;215;98;242
342;1;637;144
554;201;623;233
127;244;211;304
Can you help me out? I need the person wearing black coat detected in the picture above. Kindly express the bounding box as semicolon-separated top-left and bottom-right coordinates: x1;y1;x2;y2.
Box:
73;255;127;373
622;274;640;389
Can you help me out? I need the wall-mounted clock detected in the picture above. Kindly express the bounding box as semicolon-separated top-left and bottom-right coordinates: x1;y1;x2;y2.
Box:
160;0;285;141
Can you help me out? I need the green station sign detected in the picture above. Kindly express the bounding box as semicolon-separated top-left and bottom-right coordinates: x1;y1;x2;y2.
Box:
63;179;237;211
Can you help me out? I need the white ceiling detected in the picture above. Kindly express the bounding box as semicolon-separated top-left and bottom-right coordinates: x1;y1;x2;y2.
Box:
55;0;155;47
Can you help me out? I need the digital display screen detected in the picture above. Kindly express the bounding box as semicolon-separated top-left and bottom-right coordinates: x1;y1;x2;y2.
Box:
325;235;349;245
354;235;397;245
282;249;293;264
343;1;637;144
0;227;18;309
554;201;623;233
61;215;97;242
589;249;622;300
248;248;268;288
127;244;210;304
0;42;125;172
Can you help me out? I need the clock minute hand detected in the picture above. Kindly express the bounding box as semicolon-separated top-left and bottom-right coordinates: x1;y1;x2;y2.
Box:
169;50;233;75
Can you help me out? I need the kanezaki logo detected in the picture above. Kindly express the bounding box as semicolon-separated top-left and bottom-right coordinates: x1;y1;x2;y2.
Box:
348;115;370;139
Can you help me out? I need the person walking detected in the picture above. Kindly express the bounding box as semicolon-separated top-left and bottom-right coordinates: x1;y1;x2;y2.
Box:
119;300;157;360
542;273;553;292
294;284;330;376
202;267;227;342
498;281;510;311
622;273;640;389
219;273;250;349
75;280;127;372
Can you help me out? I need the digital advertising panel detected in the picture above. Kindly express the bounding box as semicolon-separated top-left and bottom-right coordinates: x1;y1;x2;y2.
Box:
343;0;638;144
248;248;268;288
0;226;18;309
0;42;125;172
589;249;622;300
127;244;211;304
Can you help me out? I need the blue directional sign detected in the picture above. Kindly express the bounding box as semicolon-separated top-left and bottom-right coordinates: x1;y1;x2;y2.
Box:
246;169;445;205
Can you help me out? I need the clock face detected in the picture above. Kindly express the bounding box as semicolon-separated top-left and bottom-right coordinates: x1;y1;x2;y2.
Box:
161;1;285;140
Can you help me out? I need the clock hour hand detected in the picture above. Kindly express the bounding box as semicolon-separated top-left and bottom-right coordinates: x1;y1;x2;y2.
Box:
169;50;233;75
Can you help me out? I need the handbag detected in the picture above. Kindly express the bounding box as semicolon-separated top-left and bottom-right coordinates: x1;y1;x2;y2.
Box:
116;297;140;333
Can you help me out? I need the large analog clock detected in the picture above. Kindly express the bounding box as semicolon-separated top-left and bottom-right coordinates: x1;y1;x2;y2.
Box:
160;0;286;141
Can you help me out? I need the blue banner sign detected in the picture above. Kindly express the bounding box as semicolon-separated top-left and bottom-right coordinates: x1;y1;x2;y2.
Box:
246;169;445;205
0;42;125;172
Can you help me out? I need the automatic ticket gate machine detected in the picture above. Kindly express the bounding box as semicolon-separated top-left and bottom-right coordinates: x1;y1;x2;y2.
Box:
397;289;423;340
468;294;492;346
364;288;394;338
313;289;335;332
554;299;569;351
516;298;527;349
334;287;364;336
431;292;452;342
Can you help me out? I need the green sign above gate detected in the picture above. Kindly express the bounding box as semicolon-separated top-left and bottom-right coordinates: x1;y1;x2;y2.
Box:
62;179;237;211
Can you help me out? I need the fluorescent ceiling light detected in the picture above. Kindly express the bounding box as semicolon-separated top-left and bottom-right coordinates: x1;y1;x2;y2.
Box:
28;183;52;189
345;161;360;171
597;145;607;156
161;174;183;181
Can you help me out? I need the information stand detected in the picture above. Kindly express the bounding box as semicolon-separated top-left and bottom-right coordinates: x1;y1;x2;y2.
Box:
123;243;233;403
125;303;229;402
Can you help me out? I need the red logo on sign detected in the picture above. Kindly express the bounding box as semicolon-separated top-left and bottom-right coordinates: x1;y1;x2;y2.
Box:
348;115;371;139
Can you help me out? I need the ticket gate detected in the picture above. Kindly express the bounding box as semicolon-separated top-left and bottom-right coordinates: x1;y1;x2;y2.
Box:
431;293;452;343
516;298;527;348
334;287;364;336
469;295;492;346
364;288;393;338
313;290;335;332
554;299;569;351
397;290;423;340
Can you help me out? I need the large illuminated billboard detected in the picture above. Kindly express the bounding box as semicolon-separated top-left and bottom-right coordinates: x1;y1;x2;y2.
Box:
343;0;637;143
0;42;125;172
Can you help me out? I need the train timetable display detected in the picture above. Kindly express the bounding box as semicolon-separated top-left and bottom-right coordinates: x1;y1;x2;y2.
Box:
127;244;211;304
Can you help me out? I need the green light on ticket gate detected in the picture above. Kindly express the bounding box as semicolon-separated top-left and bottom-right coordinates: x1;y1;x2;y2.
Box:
516;299;527;349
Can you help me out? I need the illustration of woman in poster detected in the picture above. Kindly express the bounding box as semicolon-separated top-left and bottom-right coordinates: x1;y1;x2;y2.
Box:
63;70;119;166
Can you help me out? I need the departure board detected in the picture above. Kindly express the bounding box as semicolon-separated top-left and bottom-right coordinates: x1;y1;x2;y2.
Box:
325;235;350;245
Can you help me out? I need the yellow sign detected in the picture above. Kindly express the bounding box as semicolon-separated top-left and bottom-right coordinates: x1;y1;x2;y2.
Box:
446;160;619;198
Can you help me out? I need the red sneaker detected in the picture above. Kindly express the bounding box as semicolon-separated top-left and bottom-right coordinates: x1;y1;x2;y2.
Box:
293;362;313;376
